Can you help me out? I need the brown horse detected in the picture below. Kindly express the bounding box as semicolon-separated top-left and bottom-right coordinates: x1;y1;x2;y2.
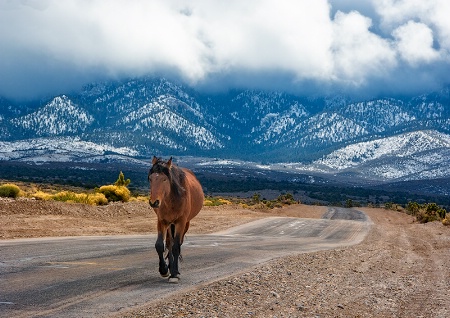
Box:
148;156;204;283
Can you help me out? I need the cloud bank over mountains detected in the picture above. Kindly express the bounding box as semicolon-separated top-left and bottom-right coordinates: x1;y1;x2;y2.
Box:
1;0;449;101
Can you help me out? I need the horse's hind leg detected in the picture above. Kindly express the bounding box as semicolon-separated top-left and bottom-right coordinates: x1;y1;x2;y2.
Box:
181;221;189;244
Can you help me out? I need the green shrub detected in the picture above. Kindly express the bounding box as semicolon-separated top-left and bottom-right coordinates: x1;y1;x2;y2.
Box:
416;210;438;223
114;171;131;187
406;201;421;215
98;185;130;202
0;183;21;198
277;193;296;205
252;193;261;204
416;203;447;223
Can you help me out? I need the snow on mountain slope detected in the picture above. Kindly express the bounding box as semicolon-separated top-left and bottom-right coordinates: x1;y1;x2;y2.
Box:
10;96;93;136
286;112;368;148
314;130;450;180
364;149;450;180
341;99;416;132
119;96;224;150
0;137;138;162
253;103;309;143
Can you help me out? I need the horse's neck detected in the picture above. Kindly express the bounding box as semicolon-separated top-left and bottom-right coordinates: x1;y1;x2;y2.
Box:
163;190;186;210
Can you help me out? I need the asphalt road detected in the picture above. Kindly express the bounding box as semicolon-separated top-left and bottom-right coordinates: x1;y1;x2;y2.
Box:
0;208;371;318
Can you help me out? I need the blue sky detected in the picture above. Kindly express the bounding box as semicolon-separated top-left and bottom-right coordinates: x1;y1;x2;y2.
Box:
1;0;450;101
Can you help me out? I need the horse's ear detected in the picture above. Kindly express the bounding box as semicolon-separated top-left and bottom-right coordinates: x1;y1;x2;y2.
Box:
152;156;158;165
167;157;173;169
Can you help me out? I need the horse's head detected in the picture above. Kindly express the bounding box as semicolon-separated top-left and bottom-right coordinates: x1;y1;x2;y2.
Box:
148;156;173;209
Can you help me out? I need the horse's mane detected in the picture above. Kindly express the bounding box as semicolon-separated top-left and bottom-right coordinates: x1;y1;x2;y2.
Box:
149;158;186;198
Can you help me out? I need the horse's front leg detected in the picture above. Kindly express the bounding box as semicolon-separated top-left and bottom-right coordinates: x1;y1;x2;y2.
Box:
155;222;169;277
168;222;186;283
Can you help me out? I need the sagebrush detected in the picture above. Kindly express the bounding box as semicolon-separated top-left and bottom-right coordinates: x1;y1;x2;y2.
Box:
0;183;21;198
98;185;131;202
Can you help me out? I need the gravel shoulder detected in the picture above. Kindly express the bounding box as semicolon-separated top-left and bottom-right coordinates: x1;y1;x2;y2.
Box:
1;199;449;317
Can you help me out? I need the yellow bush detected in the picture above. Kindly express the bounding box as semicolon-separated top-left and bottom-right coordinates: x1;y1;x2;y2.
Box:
87;193;108;205
52;191;80;203
443;216;450;226
204;197;232;206
129;195;149;203
218;198;232;205
0;183;21;198
31;190;108;205
98;185;130;202
32;191;53;201
203;199;214;206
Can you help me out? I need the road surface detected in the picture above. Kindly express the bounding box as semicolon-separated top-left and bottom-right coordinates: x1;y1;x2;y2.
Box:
0;207;371;318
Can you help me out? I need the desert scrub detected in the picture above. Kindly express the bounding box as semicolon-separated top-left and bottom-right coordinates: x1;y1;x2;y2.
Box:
85;193;108;205
32;191;53;201
204;197;231;206
410;202;447;224
52;191;108;205
32;190;108;205
443;216;450;226
98;185;130;202
129;195;150;203
96;171;132;203
0;183;21;198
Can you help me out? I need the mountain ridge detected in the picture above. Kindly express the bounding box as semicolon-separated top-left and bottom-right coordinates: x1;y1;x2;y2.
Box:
1;76;450;185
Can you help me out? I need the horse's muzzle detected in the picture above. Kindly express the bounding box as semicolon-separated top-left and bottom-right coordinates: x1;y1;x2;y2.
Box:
149;200;160;208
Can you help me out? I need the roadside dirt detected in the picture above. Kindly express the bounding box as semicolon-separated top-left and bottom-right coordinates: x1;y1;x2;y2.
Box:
0;198;325;239
1;198;449;317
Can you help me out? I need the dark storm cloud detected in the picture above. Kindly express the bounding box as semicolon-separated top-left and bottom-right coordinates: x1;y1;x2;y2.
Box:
0;0;449;101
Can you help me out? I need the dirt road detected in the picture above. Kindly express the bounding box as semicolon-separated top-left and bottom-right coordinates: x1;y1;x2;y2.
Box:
0;208;369;317
0;199;449;317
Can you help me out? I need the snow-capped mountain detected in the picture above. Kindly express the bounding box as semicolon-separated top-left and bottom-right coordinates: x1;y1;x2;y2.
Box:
1;77;450;185
313;130;450;181
10;96;93;137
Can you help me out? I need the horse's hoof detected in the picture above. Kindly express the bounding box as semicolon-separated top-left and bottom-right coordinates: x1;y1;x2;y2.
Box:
168;276;180;284
159;267;170;278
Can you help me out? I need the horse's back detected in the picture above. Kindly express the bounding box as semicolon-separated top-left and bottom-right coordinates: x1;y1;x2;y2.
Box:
183;168;204;220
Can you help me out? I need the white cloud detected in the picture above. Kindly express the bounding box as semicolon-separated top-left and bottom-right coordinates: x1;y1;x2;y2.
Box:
374;0;450;55
0;0;449;100
194;0;334;80
393;21;440;65
331;10;396;85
